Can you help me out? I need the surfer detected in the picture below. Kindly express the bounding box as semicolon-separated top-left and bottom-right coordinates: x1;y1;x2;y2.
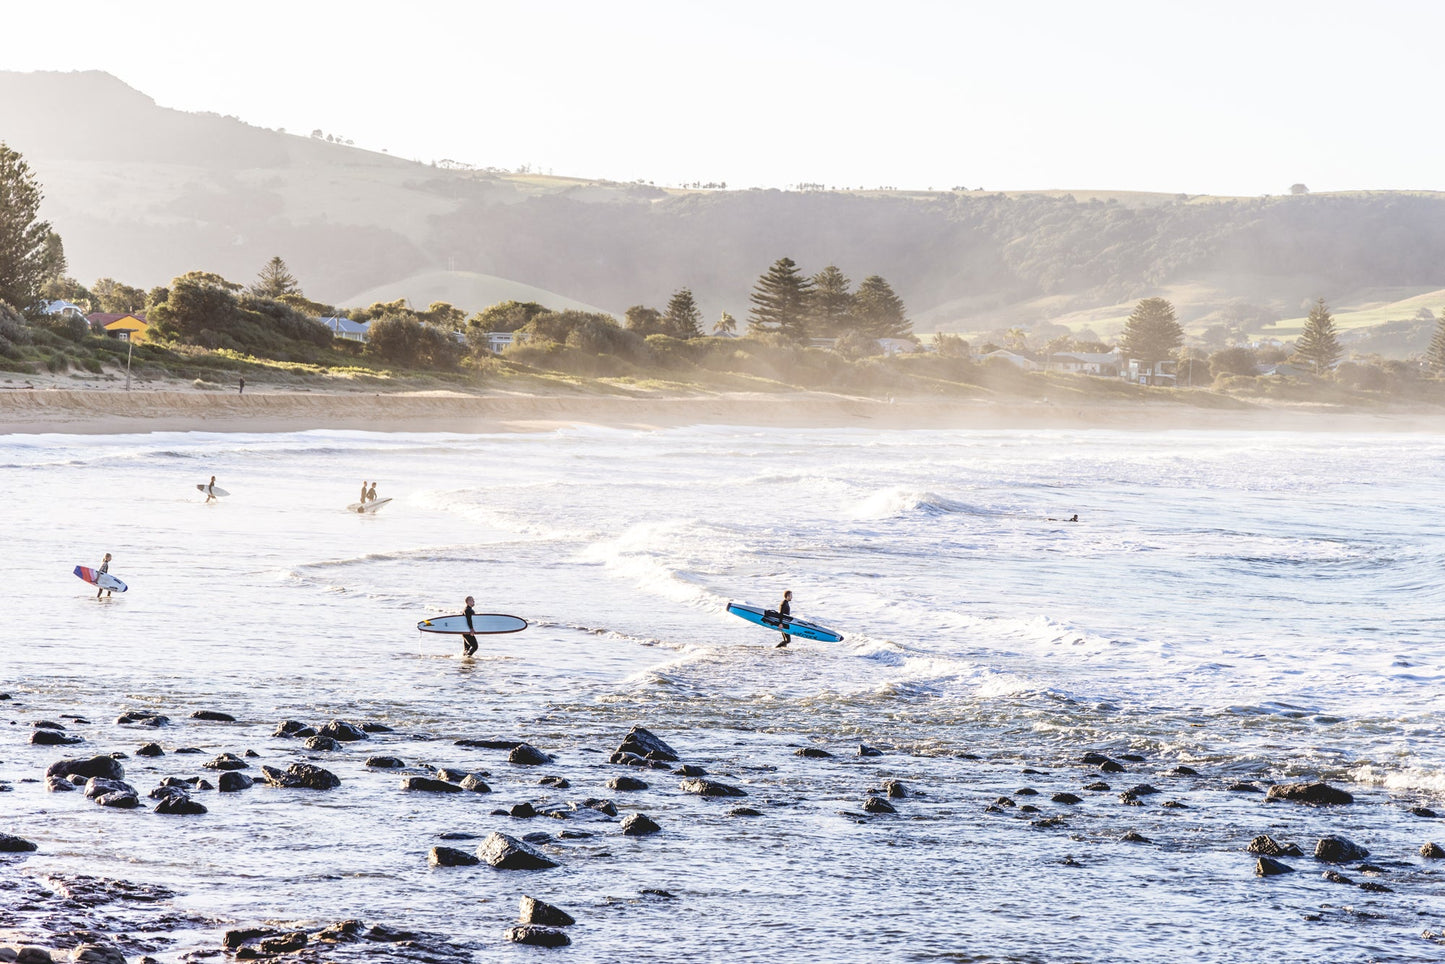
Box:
461;595;479;657
360;481;369;504
238;376;245;395
366;482;378;502
97;552;113;598
205;476;218;503
776;590;793;648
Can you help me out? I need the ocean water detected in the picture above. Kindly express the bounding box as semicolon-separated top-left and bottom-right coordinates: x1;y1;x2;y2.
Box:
2;425;1444;962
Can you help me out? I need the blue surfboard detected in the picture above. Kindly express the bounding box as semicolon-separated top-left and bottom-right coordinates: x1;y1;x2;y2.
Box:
726;601;844;643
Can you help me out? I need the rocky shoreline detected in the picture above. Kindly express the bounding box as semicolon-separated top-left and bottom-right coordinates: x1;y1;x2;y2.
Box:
2;691;1444;961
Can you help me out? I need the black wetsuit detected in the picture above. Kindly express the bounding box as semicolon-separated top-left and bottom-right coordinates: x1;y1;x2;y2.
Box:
462;603;479;656
97;558;110;598
777;597;792;647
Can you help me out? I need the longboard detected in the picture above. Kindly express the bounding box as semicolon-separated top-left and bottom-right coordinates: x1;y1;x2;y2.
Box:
726;601;843;643
347;498;393;514
418;613;528;635
196;484;230;497
74;565;127;593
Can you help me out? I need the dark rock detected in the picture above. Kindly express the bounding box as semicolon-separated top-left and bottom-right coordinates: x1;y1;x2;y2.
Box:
1120;753;1146;763
272;720;309;737
607;775;648;792
304;735;342;751
1052;792;1083;805
259;763;340;790
862;796;897;814
174;746;205;754
362;722;394;733
730;807;763;817
190;710;236;722
520;895;576;927
1083;781;1111;792
455;738;522;749
1420;842;1445;858
155;793;207;815
538;775;571;788
366;756;406;769
1358;880;1393;893
33;720;65;730
95;790;142;809
523;831;552;844
318;720;368;742
1227;782;1263;793
461;775;492;793
1256;856;1294;876
580;798;618;817
30;728;82;746
1410;805;1439;818
402;777;464;794
259;932;307;954
1266;782;1354;806
1032;815;1067;828
1019;804;1041;813
45;776;77;792
428;845;480;867
435;768;469;782
680;778;746;798
366;924;420;942
511;802;537;818
135;743;164;757
1170;765;1200;776
116;711;170;726
559;829;593;839
795;747;833;758
617;725;679;761
218;771;254;792
477;831;559;869
992;796;1016;808
223;927;274;950
193;778;215;790
1247;835;1303;858
1080;752;1110;764
504;925;571;948
1123;783;1160;797
858;744;883;757
1100;760;1126;773
672;765;706;778
203;752;249;770
1021;768;1046;775
1357;863;1385;874
47;755;124;782
84;776;138;799
0;832;38;852
1322;869;1354;884
882;780;909;799
149;783;190;800
621;812;662;835
1014;787;1038;797
1120;830;1150;843
315;919;366;942
1314;836;1370;862
1161;800;1188;809
509;743;550;766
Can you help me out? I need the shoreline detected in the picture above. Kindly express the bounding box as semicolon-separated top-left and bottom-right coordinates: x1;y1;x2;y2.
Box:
3;386;1445;435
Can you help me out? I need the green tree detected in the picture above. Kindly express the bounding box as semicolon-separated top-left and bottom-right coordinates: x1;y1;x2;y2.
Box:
1208;345;1258;377
933;332;971;358
365;315;461;369
250;256;301;299
1426;312;1445;374
852;275;911;338
40;276;92;311
418;301;467;331
663;287;703;339
713;311;737;335
748;257;812;338
809;265;852;337
624;304;666;336
0;143;55;311
470;300;547;333
1118;297;1183;366
1293;297;1342;374
92;277;146;313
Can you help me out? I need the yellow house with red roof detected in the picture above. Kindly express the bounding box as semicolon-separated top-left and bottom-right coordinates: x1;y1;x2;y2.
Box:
87;312;149;343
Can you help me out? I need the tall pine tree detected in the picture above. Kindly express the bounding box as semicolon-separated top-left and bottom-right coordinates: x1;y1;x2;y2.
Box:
1118;297;1183;365
250;255;301;299
0;142;54;311
663;287;703;338
748;257;811;338
809;265;853;337
1293;297;1342;373
852;275;911;338
1426;312;1445;374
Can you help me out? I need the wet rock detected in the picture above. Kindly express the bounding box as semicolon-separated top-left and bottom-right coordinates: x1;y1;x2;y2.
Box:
1052;792;1082;805
1122;784;1161;798
671;765;706;778
318;720;368;742
858;744;883;757
1161;800;1188;809
520;896;575;927
1255;855;1294;875
192;777;215;790
1080;752;1110;765
149;782;190;800
538;775;571;788
362;722;394;733
1120;753;1146;763
135;743;164;757
455;738;522;749
190;710;236;722
366;756;406;769
607;775;648;792
1314;836;1370;862
272;720;309;737
1170;765;1200;776
116;711;169;726
1420;842;1445;858
795;747;833;758
303;735;342;751
509;743;550;766
95;790;141;809
30;729;81;746
510;803;537;818
174;746;204;754
203;752;248;771
477;831;559;869
155;793;207;815
1083;781;1110;792
218;771;254;792
862;796;897;814
523;831;552;844
15;950;52;964
617;725;679;761
559;829;592;839
84;776;138;799
402;777;464;794
579;798;618;817
1322;869;1354;884
1100;760;1127;773
461;775;492;793
1247;835;1303;858
428;846;480;867
1119;830;1150;843
1021;768;1046;775
259;932;307;954
1265;782;1354;806
882;780;909;799
504;925;571;947
45;776;77;793
1358;880;1393;893
1014;787;1038;797
47;756;124;782
992;796;1016;808
621;812;662;836
33;720;65;730
680;778;746;798
1227;782;1263;793
1410;805;1439;818
0;833;38;852
260;763;340;790
434;768;470;782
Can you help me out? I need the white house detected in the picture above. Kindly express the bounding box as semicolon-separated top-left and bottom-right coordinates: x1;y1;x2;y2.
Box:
39;299;88;320
319;316;371;342
484;331;529;353
1050;351;1121;376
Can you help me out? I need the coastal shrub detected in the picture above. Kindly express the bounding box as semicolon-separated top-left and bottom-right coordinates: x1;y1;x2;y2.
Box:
150;277;333;360
644;333;701;369
365;315;462;370
1334;361;1388;392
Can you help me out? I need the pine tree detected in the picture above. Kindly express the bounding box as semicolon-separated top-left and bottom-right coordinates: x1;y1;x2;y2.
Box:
0;142;54;311
748;257;812;338
809;265;852;337
1293;297;1342;374
852;275;911;338
663;287;703;338
1426;313;1445;374
1118;297;1183;366
250;255;301;299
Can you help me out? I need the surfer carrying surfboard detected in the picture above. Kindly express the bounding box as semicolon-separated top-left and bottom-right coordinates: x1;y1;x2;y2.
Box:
205;476;219;503
97;553;113;598
461;596;479;656
776;590;793;648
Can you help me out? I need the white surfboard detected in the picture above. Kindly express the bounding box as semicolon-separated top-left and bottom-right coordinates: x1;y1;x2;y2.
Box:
347;498;393;514
418;613;528;635
196;484;230;497
74;565;127;593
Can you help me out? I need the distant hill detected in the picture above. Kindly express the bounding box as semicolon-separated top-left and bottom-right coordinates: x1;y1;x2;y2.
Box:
6;70;1445;353
341;270;611;315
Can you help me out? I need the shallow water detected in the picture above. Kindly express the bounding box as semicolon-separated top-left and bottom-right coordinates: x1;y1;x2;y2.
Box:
2;426;1443;961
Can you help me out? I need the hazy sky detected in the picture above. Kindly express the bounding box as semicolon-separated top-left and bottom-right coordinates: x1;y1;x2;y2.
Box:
6;0;1440;195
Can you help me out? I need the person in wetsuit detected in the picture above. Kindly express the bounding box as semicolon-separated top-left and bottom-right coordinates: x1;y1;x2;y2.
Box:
366;482;378;502
461;595;479;656
205;476;219;503
776;589;793;648
97;552;113;599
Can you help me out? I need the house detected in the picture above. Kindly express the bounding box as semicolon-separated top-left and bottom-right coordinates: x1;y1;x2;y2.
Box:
980;349;1039;371
1124;358;1175;386
39;299;88;321
319;316;370;342
876;338;918;356
86;312;149;343
484;331;529;353
1050;351;1121;376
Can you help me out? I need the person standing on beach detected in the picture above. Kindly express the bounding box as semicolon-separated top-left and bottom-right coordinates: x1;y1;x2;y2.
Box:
96;552;113;599
238;376;245;395
366;482;378;502
776;589;793;648
461;595;479;657
205;475;219;503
